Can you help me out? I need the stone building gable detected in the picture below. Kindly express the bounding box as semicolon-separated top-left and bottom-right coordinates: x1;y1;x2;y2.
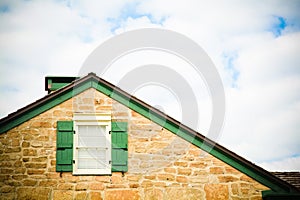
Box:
0;88;269;200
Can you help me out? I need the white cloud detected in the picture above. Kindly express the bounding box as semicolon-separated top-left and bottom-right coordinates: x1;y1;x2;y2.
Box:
259;156;300;171
221;32;300;163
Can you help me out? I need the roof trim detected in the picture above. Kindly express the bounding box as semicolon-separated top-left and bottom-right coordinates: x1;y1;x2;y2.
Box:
0;72;299;194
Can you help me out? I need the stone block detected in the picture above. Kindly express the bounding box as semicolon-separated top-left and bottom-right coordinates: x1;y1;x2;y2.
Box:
22;179;37;186
0;161;12;167
39;180;58;187
209;167;224;174
153;182;166;187
25;163;47;168
218;175;239;183
1;168;14;174
144;175;156;180
53;190;73;200
89;182;104;190
177;168;192;175
164;167;176;173
89;191;103;200
144;188;163;200
17;187;51;200
176;175;188;183
23;134;33;141
74;191;88;200
105;190;140;200
164;188;204;200
23;149;37;156
205;184;228;200
15;167;26;174
12;175;27;180
225;166;240;174
126;175;141;182
79;176;94;182
250;196;263;200
157;174;175;181
11;139;20;146
14;160;22;167
174;161;188;167
95;176;111;183
0;193;14;200
75;183;88;191
27;169;45;175
189;161;208;168
0;155;10;161
111;175;123;184
0;186;14;193
129;183;140;188
31;141;43;147
57;183;74;190
190;176;209;183
141;180;154;187
240;174;253;182
5;147;21;153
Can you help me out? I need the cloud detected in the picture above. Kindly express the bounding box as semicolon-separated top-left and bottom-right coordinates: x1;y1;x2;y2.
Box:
259;156;300;171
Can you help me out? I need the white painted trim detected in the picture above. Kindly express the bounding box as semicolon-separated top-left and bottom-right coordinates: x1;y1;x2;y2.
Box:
73;113;111;175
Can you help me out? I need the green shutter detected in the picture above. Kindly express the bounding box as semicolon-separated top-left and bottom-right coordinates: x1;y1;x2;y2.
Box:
111;122;128;172
56;121;73;172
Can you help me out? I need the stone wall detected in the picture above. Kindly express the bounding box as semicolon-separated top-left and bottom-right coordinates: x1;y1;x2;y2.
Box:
0;88;268;199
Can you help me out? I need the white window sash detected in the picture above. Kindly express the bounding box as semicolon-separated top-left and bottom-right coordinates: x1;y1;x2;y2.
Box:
73;113;111;175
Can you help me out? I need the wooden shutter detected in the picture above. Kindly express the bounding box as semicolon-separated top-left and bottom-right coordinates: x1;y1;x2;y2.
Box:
111;121;128;172
56;121;73;172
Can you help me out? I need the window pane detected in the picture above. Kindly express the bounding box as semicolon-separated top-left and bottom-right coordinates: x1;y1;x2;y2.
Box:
77;125;108;170
78;148;107;169
78;125;106;147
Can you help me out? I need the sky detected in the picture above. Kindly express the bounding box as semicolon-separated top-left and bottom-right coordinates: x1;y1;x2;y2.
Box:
0;0;300;171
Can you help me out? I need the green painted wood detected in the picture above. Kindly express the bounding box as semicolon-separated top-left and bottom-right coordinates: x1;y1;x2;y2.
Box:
111;148;128;172
57;131;73;148
111;121;128;172
56;164;73;172
56;121;73;172
111;131;128;149
57;148;73;164
50;83;69;91
57;121;74;132
262;190;300;200
0;75;296;193
111;122;128;132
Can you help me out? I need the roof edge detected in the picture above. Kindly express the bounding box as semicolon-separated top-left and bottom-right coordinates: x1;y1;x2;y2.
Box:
0;72;298;194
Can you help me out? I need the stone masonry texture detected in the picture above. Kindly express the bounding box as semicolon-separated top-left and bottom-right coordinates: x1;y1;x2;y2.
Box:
0;88;269;199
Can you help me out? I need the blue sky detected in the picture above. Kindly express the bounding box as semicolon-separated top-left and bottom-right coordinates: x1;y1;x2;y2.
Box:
0;0;300;171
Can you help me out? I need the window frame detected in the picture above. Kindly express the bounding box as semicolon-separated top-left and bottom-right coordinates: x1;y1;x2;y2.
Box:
73;113;111;175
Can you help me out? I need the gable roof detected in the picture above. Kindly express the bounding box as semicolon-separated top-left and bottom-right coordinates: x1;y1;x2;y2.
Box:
272;172;300;191
0;72;299;195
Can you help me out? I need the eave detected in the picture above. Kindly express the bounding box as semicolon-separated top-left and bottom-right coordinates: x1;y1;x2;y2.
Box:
0;72;299;195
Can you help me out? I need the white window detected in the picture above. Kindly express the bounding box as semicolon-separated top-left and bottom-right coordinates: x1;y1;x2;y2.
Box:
73;113;111;175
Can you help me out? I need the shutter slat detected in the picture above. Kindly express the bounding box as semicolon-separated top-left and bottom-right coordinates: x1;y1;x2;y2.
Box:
57;121;73;131
112;122;127;131
57;131;73;148
56;121;73;172
111;121;128;172
112;149;128;172
56;149;73;164
111;131;128;148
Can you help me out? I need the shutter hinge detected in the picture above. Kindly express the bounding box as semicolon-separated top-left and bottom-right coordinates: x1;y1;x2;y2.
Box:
73;160;75;164
73;130;76;134
109;160;112;164
109;131;111;134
